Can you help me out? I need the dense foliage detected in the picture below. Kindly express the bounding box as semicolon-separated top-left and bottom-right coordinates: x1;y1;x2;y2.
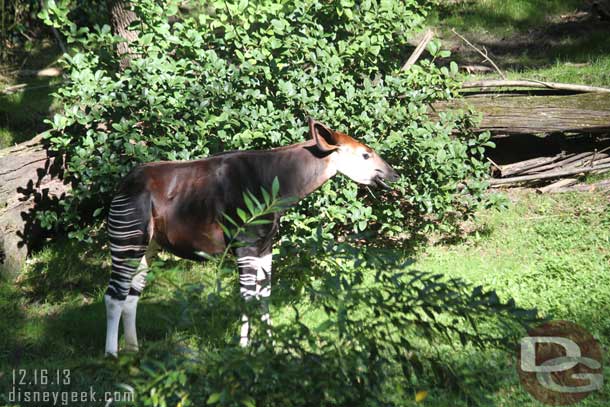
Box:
40;0;493;243
119;190;536;407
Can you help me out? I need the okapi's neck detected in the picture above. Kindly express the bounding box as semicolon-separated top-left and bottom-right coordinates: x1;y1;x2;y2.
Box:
254;140;337;200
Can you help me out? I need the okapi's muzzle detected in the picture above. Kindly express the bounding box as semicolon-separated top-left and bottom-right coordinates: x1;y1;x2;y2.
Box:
373;164;399;189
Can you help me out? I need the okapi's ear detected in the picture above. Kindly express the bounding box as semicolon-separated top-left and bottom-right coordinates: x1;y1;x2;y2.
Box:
308;117;339;153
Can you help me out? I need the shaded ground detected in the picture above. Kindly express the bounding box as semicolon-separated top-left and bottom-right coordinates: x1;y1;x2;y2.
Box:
432;0;610;78
0;40;62;148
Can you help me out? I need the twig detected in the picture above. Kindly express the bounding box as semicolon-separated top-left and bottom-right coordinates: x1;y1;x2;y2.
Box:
402;29;434;70
486;157;502;174
452;28;505;79
461;79;610;93
51;26;68;55
490;162;610;186
524;152;608;174
1;82;64;96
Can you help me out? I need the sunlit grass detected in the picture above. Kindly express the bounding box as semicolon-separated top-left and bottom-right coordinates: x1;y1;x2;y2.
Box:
431;0;583;36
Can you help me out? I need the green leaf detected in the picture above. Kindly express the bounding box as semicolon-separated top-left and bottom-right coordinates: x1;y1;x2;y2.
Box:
261;187;271;205
450;61;459;75
242;397;256;407
272;177;280;198
243;192;255;215
207;392;221;404
249;219;272;225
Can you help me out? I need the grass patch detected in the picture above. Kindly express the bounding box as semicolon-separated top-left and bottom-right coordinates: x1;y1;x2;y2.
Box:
411;190;610;405
432;0;610;82
1;190;608;405
0;40;61;148
504;55;610;87
431;0;583;36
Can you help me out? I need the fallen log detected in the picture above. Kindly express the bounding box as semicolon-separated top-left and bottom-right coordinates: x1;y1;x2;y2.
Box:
433;92;610;135
462;80;610;94
0;135;68;278
490;162;610;186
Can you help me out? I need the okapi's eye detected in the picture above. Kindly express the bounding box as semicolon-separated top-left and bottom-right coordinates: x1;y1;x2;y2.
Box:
362;153;370;160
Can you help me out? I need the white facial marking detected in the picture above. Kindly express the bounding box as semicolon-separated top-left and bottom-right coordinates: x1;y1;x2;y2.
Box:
334;146;380;185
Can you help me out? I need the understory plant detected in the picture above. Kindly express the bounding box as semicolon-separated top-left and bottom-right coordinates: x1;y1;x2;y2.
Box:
121;184;537;407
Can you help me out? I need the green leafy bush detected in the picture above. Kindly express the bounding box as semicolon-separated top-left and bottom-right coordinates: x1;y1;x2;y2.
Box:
39;0;493;243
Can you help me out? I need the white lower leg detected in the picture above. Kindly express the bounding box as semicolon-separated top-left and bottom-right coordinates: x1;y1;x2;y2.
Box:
239;314;250;347
105;295;123;356
258;256;272;334
122;295;140;351
121;247;154;352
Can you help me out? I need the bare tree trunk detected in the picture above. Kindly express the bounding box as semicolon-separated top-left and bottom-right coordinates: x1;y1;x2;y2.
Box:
107;0;139;70
0;135;69;278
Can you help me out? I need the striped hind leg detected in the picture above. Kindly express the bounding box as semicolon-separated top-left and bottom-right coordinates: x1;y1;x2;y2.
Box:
104;193;151;356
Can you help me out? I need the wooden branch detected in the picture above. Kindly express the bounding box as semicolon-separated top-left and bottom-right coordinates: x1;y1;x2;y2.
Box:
521;152;607;174
401;29;434;70
452;29;505;79
498;154;566;177
490;162;610;186
536;178;578;193
462;79;610;93
550;179;610;193
1;82;60;95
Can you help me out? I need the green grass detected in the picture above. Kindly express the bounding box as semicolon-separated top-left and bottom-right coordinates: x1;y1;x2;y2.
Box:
431;0;583;36
501;55;610;87
1;190;608;406
416;191;610;405
0;41;61;148
431;0;610;85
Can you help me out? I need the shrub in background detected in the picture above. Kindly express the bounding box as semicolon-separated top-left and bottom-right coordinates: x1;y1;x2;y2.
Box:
39;0;494;243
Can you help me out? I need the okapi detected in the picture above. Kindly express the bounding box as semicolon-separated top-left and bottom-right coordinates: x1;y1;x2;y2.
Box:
104;118;399;356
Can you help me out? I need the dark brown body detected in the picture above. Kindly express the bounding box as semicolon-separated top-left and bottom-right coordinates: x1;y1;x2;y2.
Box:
117;139;335;260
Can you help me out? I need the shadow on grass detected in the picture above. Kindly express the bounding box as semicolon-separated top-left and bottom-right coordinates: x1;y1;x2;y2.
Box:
436;0;610;70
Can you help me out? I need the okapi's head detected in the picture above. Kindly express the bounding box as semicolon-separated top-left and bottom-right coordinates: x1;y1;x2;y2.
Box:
309;118;399;188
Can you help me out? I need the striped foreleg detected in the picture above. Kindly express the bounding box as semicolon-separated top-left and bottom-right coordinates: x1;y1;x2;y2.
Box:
236;251;272;346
